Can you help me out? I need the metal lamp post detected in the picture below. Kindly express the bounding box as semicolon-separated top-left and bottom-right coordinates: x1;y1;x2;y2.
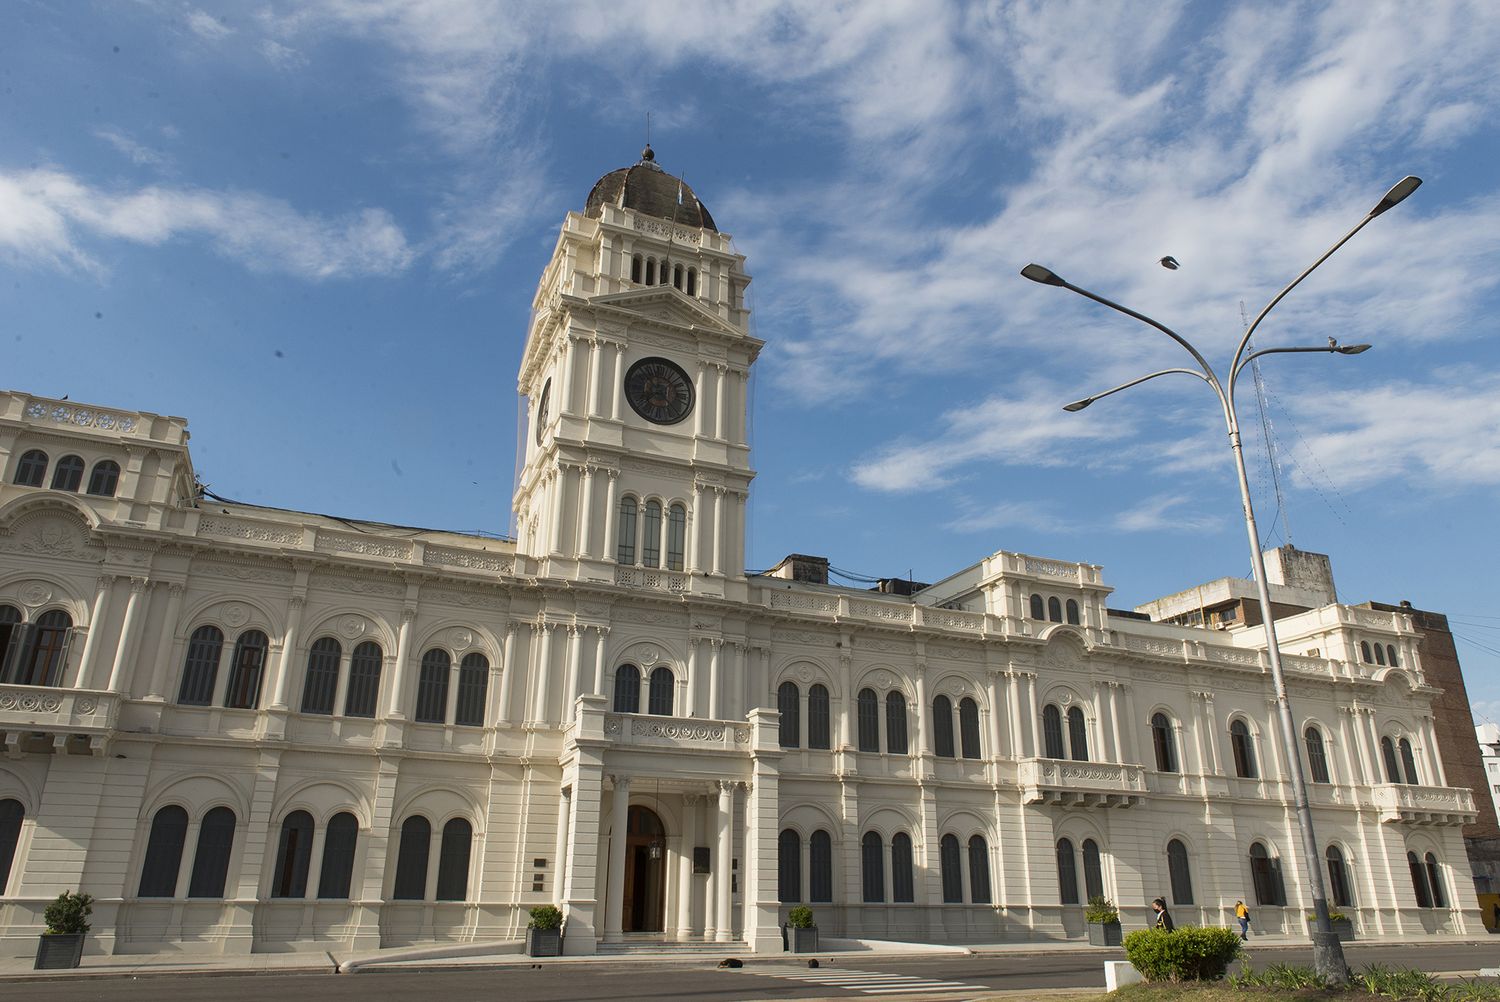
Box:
1021;175;1422;984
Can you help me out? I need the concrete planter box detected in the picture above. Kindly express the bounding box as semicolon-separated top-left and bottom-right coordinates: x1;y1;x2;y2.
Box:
1306;917;1355;942
1087;921;1122;947
788;926;819;953
526;927;562;957
34;934;85;970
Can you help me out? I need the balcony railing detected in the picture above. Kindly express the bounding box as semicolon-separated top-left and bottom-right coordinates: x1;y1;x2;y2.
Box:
1369;783;1476;825
1017;757;1147;808
0;686;119;756
602;713;751;752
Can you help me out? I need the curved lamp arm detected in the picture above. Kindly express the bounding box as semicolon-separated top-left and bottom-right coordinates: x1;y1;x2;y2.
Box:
1063;367;1211;412
1231;176;1420;378
1227;344;1372;413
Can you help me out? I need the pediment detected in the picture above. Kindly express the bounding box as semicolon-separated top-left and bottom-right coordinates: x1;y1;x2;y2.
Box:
587;288;741;339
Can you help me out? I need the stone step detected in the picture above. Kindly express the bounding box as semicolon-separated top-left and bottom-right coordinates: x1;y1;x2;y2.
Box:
595;939;751;956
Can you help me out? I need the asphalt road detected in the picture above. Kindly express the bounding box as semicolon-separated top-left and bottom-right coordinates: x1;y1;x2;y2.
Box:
15;940;1500;1001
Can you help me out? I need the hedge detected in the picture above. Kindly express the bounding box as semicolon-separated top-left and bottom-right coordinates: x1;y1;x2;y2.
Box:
1122;926;1242;982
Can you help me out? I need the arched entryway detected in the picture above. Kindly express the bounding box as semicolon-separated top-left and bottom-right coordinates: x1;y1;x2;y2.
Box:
623;805;667;932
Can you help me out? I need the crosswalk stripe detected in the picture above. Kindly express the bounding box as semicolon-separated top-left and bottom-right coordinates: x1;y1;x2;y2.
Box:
738;967;988;996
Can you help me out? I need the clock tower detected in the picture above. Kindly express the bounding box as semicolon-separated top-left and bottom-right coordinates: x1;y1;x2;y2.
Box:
513;147;759;601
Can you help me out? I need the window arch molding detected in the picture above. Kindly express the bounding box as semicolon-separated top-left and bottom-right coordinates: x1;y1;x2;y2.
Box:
410;621;501;666
772;659;842;699
1227;714;1261;779
1149;707;1181;772
389;785;484;839
300;609;400;660
137;773;249;830
935;809;993;845
0;573;93;632
859;805;923;845
268;778;374;831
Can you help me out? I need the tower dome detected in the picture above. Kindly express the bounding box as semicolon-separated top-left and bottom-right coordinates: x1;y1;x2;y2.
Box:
583;146;717;232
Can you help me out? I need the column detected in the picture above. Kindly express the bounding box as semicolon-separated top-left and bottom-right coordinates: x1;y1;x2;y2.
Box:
269;595;305;710
496;624;518;725
76;576;115;689
714;364;727;441
611;345;625;421
715;781;734;942
839;654;854;750
603;775;630;942
592;627;608;695
304;825;329;902
735;370;749;446
1005;672;1024;759
1024;672;1040;759
549;468;570;556
386;609;416;718
688;483;705;575
685;638;700;717
146;583;186;700
1420;715;1446;785
677;794;698;941
602;471;619;562
578;466;596;558
564;626;583;722
561;333;578;412
1120;682;1142;765
710;488;724;576
1339;707;1370;784
914;666;929;756
533;624;555;724
987;674;1004;763
586;338;603;417
1202;692;1222;773
733;492;746;575
707;640;723;720
105;577;149;693
553;789;572;903
692;362;707;438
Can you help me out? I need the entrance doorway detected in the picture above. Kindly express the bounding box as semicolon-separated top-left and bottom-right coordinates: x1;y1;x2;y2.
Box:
622;805;667;932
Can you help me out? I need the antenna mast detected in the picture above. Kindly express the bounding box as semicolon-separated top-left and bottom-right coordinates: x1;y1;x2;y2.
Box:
1241;299;1292;546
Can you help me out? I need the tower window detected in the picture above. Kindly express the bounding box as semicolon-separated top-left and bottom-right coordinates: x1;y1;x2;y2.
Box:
645;257;656;285
87;459;121;496
14;450;47;487
686;268;697;297
51;455;85;491
666;502;686;571
616;496;638;565
641;500;662;567
673;263;684;289
631;254;643;283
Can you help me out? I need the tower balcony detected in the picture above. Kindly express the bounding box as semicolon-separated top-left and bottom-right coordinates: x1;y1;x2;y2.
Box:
1369;783;1476;825
0;685;119;756
1017;757;1147;808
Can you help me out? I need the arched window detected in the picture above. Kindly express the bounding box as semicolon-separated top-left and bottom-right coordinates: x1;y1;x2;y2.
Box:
959;697;981;759
631;253;642;283
51;455;84;491
1029;594;1045;620
809;829;833;902
686;268;697;297
1082;838;1104;900
1167;839;1193;905
1360;641;1372;662
807;684;831;750
1048;597;1063;623
1408;850;1433;908
0;605;19;682
1229;719;1257;778
778;829;801;903
14;449;47;486
344;641;382;717
392;816;431;900
177;626;224;706
1325;845;1354;908
1067;705;1089;761
1381;736;1402;783
454;653;488;726
613;664;641;713
940;833;963;903
1373;643;1386;666
1304;726;1330;783
616;496;638;565
87;459;120;496
665;503;686;571
300;637;341;715
1398;738;1420;784
644;257;656;285
12;610;71;687
414;649;450;723
139;805;189;897
968;835;992;904
0;799;23;894
1066;599;1081;625
673;263;684;289
1425;852;1447;908
1386;644;1399;667
933;694;955;758
436;818;472;900
658;258;670;285
861;831;884;903
857;688;879;752
778;681;800;748
1152;713;1177;772
224;629;269;709
318;812;359;899
641;500;662;567
187;806;236;898
891;831;914;902
1042;704;1065;759
886;691;908;754
1056;837;1079;905
648;665;674;715
272;810;314;898
1249;842;1285;905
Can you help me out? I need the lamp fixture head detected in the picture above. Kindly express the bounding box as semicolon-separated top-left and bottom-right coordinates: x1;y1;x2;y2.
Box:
1021;263;1066;286
1370;176;1422;217
1063;398;1093;412
1336;343;1372;355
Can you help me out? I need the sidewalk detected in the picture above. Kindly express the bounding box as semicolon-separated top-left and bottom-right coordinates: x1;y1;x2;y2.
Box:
0;932;1492;982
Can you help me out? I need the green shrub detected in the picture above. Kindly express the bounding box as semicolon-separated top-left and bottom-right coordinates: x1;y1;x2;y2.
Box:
1122;926;1241;982
1085;895;1119;924
1230;961;1328;990
528;904;563;930
1359;964;1467;1001
1304;910;1349;923
786;905;815;929
43;891;93;935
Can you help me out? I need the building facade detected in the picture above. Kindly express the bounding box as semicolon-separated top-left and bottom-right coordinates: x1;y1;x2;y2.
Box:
0;150;1482;958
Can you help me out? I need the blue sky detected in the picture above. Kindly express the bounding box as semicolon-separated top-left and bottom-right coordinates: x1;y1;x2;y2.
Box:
4;1;1499;719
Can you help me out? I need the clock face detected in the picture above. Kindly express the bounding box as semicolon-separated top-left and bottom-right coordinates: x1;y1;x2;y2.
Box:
624;357;694;425
535;378;551;445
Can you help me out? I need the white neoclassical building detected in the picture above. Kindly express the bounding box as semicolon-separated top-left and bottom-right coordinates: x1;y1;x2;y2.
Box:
0;148;1481;959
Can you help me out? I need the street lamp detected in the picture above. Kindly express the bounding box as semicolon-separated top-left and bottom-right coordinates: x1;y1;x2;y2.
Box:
1022;176;1421;985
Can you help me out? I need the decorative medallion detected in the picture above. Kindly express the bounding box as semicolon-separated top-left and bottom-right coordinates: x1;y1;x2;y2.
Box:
340;616;366;639
451;628;473;651
19;583;53;608
222;603;249;627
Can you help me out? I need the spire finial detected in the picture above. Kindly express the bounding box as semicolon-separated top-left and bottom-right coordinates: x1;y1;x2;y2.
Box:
642;112;654;163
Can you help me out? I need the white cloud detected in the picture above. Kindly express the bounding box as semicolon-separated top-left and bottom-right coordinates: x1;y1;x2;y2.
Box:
1112;494;1218;533
0;169;413;280
186;8;233;41
94;127;172;169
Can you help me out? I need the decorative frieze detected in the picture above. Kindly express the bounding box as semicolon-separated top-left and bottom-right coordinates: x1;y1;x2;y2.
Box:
199;516;301;546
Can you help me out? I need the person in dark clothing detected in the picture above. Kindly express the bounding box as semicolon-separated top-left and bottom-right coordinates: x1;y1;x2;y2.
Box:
1151;896;1175;931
